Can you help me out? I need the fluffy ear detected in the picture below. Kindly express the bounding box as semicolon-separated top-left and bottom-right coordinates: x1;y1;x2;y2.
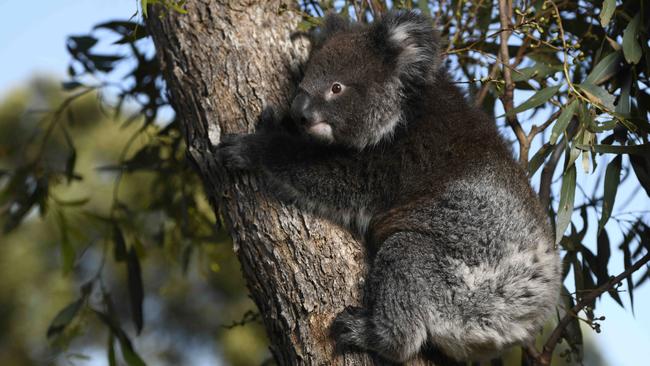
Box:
372;11;440;83
311;13;350;50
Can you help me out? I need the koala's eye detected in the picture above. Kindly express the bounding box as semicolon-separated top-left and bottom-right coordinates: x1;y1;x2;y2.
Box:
331;83;342;94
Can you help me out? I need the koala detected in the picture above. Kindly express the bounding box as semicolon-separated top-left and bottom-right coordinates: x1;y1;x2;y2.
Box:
217;10;561;363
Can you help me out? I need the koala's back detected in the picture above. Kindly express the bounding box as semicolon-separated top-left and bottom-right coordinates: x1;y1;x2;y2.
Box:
362;72;560;360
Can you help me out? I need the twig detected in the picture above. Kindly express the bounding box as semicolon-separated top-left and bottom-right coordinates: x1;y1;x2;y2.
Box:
475;59;502;107
536;251;650;365
497;0;528;168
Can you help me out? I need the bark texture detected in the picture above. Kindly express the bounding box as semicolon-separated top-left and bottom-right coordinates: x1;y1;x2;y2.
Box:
147;1;432;365
146;1;371;365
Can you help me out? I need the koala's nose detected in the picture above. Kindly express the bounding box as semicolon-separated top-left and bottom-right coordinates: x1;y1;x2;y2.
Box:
291;91;314;126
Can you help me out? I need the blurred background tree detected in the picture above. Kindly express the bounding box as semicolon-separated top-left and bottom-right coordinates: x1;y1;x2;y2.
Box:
0;0;648;365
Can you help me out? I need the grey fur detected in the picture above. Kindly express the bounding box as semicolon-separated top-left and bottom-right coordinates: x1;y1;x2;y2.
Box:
217;10;561;363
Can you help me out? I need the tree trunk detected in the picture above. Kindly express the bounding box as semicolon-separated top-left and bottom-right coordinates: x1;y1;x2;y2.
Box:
147;1;433;365
146;1;371;364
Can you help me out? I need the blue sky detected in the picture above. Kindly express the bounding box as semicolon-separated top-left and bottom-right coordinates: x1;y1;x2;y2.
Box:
0;1;648;365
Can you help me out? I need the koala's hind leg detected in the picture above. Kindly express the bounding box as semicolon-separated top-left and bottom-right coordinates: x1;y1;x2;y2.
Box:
332;232;434;363
331;306;428;363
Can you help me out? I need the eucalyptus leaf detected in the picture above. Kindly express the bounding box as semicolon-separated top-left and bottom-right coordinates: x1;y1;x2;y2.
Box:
576;83;616;111
505;85;561;116
622;14;642;64
598;155;622;233
584;51;621;85
528;143;553;175
599;0;616;27
550;100;579;144
556;164;577;244
46;298;84;338
127;247;144;334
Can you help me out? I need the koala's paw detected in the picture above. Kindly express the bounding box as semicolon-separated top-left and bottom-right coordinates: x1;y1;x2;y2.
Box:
331;306;368;353
216;134;254;170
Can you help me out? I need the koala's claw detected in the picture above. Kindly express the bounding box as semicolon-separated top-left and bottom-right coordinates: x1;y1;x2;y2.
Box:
331;306;368;353
216;134;253;170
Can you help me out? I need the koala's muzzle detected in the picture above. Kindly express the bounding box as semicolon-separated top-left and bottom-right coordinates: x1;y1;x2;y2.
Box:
291;91;319;126
291;90;334;143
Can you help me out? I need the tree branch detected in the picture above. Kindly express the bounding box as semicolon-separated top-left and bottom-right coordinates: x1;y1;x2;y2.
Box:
497;0;528;167
535;250;650;365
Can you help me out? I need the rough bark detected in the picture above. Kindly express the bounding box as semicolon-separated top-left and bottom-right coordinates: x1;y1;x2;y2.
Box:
147;1;433;365
146;1;371;365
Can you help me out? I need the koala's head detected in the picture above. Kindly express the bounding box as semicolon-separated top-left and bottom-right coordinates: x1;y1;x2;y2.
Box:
290;11;440;150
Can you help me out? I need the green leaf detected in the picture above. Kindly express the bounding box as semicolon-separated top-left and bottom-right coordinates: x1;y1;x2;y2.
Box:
630;154;650;196
577;143;650;155
621;239;634;311
141;0;149;17
560;285;584;348
584;51;621;85
528;143;553;175
113;225;128;262
556;164;577;244
127;247;144;334
550;100;579;144
56;211;75;274
566;140;582;171
576;83;616;110
94;311;147;366
65;149;78;183
599;0;616;27
597;230;612;281
506;85;561;116
598;155;622;233
622;14;642;64
108;333;117;366
46;298;84;338
56;197;90;207
615;75;632;115
62;81;84;91
68;36;98;52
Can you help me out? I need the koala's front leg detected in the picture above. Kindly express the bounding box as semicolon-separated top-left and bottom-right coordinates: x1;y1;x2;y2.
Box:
216;133;260;171
216;130;381;235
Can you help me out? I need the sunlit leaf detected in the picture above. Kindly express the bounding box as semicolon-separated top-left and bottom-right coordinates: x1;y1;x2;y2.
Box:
556;164;576;244
550;100;578;144
56;211;75;274
576;83;616;111
584;51;621;85
599;0;616;27
622;14;642;64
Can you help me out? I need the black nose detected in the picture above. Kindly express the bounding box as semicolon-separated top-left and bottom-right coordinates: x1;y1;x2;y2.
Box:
291;91;312;125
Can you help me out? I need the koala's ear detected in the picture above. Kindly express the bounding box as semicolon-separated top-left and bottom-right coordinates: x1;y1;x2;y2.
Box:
311;13;350;50
372;11;441;82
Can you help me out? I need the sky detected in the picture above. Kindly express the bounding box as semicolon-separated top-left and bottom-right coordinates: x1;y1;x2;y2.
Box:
0;1;648;365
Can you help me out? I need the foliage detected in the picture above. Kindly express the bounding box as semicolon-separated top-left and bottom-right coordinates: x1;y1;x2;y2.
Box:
1;0;649;365
0;21;267;366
